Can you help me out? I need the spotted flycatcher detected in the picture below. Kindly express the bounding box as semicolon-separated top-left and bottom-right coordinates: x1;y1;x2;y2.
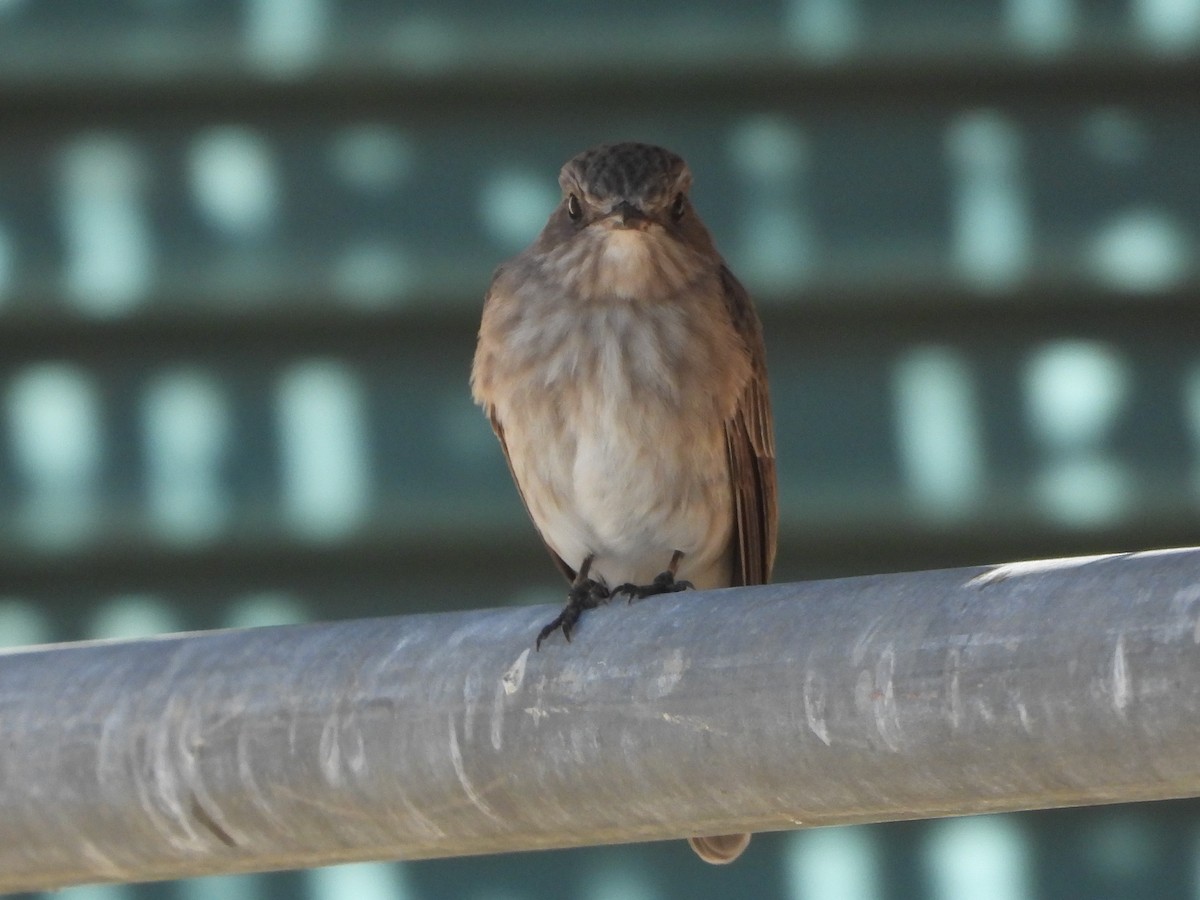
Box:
471;142;777;864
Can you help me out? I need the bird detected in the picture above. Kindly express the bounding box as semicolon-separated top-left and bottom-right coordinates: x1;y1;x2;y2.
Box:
471;142;777;864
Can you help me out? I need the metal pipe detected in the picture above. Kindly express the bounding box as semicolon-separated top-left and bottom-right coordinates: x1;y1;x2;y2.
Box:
2;548;1199;891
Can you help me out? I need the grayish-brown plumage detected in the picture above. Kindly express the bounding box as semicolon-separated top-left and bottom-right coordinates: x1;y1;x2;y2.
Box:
471;142;777;864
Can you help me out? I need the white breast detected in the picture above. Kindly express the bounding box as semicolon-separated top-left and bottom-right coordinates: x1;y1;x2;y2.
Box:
475;225;753;591
499;301;737;590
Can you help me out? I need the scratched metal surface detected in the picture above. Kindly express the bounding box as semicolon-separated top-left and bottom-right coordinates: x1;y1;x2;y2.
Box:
1;549;1199;891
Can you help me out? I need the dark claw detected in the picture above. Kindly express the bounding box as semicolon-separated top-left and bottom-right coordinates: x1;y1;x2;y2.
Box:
535;611;570;650
536;579;610;650
612;570;694;603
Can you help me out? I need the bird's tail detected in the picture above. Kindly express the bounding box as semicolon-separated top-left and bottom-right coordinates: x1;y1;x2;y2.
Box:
688;833;751;864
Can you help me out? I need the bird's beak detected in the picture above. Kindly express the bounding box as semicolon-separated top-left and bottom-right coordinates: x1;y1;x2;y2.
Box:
605;200;651;231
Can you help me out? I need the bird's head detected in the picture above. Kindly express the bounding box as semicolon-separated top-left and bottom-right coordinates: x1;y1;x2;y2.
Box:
534;142;719;299
558;142;693;234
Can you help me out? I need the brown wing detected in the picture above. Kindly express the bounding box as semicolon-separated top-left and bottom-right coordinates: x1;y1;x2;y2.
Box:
720;266;778;586
485;408;578;584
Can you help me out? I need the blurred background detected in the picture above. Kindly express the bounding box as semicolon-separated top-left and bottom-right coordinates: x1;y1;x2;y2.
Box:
2;0;1200;898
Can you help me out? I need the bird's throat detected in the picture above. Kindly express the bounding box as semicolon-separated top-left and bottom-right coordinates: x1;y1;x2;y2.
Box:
595;231;659;299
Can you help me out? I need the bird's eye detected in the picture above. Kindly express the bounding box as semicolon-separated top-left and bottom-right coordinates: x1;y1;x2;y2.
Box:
567;194;583;221
670;193;686;222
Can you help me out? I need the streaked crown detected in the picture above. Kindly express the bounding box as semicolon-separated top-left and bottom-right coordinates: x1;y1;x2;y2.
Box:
560;142;692;209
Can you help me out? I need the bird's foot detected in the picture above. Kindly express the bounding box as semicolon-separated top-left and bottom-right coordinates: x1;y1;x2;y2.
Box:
613;570;694;603
536;579;610;649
